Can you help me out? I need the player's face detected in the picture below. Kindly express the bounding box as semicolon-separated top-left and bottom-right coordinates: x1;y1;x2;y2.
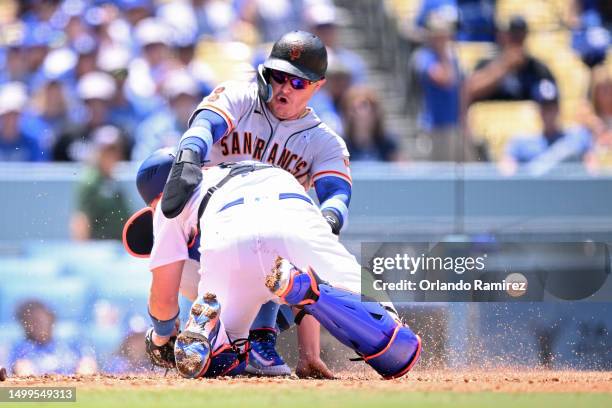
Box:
267;70;326;121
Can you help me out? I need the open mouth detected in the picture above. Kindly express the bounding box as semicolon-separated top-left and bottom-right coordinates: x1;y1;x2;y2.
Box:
277;96;288;104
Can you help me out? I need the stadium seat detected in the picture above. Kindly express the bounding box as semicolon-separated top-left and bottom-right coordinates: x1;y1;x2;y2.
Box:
468;101;542;160
0;277;90;322
85;258;151;318
0;257;64;281
384;0;420;23
25;241;123;265
527;31;590;126
195;40;255;83
496;0;566;32
455;42;496;74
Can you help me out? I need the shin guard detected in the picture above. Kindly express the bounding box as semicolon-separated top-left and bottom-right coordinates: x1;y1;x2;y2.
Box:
267;257;421;379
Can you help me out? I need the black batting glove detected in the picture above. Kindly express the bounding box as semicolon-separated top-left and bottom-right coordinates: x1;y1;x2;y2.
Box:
322;209;341;235
161;148;202;219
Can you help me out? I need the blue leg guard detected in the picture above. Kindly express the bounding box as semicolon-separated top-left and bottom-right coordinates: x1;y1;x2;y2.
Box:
267;257;422;379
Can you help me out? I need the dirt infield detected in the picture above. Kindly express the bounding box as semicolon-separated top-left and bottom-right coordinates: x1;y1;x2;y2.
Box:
4;370;612;393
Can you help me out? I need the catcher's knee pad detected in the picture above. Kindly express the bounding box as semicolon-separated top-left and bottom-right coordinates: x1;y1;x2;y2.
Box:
267;257;422;379
174;293;222;378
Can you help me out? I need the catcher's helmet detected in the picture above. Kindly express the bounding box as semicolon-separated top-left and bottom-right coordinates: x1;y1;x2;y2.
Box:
125;148;175;258
258;30;327;102
136;147;175;205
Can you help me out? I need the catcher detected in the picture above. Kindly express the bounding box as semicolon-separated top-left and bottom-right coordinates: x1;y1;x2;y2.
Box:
123;149;421;379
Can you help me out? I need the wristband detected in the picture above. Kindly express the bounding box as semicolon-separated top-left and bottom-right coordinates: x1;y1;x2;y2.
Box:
149;309;179;337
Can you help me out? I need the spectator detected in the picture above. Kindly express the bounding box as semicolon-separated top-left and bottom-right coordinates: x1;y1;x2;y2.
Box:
569;0;611;68
239;0;303;43
125;17;179;116
579;65;612;168
132;70;201;160
119;0;154;28
9;300;97;376
21;24;57;90
28;78;74;152
340;86;400;162
413;10;468;161
195;0;241;40
500;80;592;175
465;16;557;104
415;0;496;42
309;54;351;135
70;125;130;241
53;71;119;161
72;35;100;82
0;82;46;161
98;46;142;150
304;2;367;84
569;0;612;32
0;38;29;85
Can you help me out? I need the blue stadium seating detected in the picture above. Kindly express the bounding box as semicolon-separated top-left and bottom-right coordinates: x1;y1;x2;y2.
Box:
0;276;90;322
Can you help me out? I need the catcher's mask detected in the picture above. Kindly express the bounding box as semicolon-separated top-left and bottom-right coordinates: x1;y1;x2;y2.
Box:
123;206;154;258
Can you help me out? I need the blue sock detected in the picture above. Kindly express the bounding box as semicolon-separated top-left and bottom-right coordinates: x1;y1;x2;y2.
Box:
251;301;280;331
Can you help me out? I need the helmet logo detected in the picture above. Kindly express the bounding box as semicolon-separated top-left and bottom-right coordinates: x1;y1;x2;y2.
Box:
289;43;303;61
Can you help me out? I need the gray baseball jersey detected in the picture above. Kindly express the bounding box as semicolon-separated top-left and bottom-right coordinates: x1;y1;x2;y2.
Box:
190;81;352;190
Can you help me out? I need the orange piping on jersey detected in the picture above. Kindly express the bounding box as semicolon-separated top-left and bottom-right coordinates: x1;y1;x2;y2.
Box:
312;170;352;185
199;104;235;137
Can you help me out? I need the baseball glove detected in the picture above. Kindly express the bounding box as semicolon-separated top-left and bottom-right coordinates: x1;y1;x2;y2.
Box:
145;327;177;369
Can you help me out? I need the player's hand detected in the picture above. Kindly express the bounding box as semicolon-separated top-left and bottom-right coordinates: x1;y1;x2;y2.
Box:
145;327;178;369
295;357;335;379
161;148;202;219
322;209;341;235
501;46;525;70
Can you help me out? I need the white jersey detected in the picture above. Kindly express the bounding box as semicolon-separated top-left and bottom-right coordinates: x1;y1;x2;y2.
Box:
149;164;307;271
190;81;352;190
148;162;362;341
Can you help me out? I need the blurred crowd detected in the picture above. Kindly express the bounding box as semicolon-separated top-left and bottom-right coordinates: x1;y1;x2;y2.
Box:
0;0;397;166
409;0;612;170
7;299;151;375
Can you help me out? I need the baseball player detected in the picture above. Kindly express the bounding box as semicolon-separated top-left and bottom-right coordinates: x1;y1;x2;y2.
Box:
123;150;421;379
124;149;333;378
159;30;352;375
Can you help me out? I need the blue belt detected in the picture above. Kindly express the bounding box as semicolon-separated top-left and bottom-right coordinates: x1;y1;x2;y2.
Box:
218;193;313;213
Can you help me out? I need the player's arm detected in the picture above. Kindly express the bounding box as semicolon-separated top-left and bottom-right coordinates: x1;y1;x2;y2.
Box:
147;204;193;348
314;176;351;235
161;109;228;218
295;314;334;379
149;260;184;340
311;132;352;235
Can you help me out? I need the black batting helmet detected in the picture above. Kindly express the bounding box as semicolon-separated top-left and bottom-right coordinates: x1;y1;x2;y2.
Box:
263;30;327;81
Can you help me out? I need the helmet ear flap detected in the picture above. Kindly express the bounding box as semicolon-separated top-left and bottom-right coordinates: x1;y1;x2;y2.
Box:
257;64;273;103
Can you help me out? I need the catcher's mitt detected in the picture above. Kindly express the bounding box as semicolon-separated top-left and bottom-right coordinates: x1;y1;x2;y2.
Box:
145;327;177;369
